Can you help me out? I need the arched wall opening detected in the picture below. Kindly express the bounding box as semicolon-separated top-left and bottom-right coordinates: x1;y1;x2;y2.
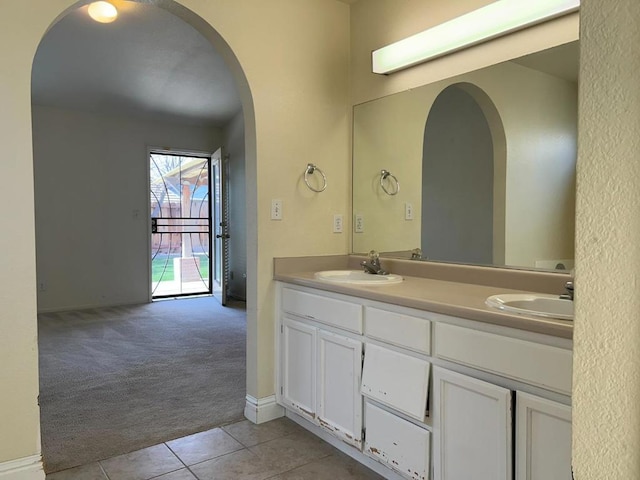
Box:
30;0;259;466
421;82;506;265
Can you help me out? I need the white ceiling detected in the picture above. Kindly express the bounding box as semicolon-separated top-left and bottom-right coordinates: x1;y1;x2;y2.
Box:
32;2;241;127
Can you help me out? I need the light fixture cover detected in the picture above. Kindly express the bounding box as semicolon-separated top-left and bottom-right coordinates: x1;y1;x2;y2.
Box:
372;0;580;74
88;1;118;23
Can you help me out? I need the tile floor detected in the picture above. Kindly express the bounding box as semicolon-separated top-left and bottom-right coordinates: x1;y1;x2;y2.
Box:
46;417;385;480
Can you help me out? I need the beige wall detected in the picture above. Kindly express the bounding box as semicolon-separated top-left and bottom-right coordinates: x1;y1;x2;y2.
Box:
573;0;640;478
32;105;223;312
0;0;350;465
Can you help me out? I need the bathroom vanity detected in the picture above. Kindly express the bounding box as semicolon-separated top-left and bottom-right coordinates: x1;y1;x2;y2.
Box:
274;256;573;480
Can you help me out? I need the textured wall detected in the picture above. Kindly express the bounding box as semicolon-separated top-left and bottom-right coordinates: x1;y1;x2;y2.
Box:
573;0;640;478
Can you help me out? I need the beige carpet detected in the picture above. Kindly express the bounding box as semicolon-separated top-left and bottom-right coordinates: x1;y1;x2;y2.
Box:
38;297;246;473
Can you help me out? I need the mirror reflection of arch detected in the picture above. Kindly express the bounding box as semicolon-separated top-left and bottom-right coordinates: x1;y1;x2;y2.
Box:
422;83;506;266
352;42;577;271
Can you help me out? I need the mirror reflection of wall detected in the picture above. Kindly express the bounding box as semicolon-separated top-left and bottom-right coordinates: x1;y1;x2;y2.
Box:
352;41;578;271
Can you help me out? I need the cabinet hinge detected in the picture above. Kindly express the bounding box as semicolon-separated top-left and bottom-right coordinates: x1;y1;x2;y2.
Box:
280;386;283;395
281;324;283;334
361;350;365;367
361;428;366;442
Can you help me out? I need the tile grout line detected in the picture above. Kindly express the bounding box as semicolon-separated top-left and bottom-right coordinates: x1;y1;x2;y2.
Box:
97;461;111;480
161;442;201;480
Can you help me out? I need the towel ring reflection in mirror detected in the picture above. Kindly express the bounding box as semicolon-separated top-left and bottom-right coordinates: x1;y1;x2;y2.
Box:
380;169;400;195
304;163;327;192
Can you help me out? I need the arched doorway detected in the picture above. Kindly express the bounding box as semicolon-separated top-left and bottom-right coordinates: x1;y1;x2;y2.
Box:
421;82;506;265
31;0;257;472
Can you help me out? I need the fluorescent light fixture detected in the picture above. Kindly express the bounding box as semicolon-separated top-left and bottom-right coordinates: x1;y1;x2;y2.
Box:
88;1;118;23
372;0;579;74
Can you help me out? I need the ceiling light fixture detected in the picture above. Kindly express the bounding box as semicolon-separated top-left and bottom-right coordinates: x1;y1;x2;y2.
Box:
88;1;118;24
372;0;580;74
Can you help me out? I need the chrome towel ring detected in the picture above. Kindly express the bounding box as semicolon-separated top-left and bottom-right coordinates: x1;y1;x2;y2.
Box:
304;163;327;192
380;169;400;195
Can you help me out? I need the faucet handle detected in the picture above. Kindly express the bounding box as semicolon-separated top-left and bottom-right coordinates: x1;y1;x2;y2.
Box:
368;250;379;260
560;281;574;301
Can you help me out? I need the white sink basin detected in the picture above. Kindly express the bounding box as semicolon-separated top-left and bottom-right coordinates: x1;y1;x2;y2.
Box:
314;270;403;285
486;293;573;320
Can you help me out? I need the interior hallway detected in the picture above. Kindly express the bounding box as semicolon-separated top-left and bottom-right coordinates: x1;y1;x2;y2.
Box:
38;296;246;473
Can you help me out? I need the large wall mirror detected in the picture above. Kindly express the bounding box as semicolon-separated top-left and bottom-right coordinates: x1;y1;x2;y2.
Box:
352;41;578;271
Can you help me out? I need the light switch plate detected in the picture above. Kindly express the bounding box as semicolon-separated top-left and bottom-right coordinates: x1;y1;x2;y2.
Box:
333;214;344;233
405;202;413;220
271;199;283;220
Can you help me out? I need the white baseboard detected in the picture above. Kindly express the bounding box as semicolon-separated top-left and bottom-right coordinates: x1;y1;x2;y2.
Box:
244;395;284;424
0;455;45;480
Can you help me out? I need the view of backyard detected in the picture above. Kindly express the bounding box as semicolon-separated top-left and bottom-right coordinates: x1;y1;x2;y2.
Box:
151;254;209;283
150;152;212;297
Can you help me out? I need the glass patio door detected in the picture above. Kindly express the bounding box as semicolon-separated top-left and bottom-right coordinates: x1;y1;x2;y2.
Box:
150;152;212;298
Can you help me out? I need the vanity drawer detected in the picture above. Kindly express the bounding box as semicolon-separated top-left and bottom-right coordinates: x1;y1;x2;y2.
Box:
281;287;363;333
434;323;572;395
365;307;431;354
361;343;430;422
364;402;430;480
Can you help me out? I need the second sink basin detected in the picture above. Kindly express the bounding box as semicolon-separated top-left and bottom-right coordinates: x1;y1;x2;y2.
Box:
485;293;573;320
314;270;403;285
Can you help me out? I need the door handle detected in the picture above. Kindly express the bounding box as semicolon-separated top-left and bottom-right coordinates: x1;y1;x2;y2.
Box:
216;234;230;239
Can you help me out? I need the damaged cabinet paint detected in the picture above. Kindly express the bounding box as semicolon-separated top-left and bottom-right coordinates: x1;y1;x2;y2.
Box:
365;402;430;480
317;330;363;448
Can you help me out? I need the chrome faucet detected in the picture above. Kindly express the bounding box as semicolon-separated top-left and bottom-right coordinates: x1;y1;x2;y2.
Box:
559;281;574;301
360;250;388;275
410;248;422;260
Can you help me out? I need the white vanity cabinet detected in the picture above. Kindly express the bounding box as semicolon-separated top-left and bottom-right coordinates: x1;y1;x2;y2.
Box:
276;282;572;480
516;392;572;480
278;287;363;448
361;306;432;480
365;402;431;480
317;329;363;447
432;366;512;480
431;322;573;480
280;317;317;421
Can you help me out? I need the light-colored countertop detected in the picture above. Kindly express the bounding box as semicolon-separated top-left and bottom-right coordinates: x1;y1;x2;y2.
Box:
274;256;573;340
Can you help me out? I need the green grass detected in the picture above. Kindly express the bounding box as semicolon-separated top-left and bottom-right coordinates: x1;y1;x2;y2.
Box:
152;255;209;283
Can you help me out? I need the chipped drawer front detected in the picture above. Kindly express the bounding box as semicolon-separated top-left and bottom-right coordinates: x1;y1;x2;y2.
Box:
434;323;572;395
365;307;431;355
282;287;363;333
361;344;430;422
365;402;430;480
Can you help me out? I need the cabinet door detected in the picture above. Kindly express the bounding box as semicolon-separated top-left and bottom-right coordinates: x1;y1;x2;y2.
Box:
516;392;572;480
281;317;317;421
433;366;513;480
317;330;363;448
